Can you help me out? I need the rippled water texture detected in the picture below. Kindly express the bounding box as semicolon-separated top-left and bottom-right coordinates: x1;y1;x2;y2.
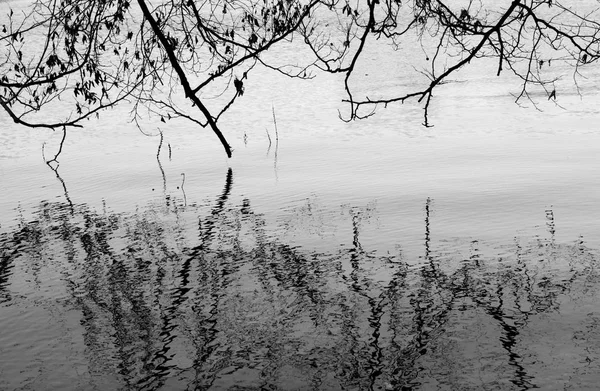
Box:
1;189;600;390
2;0;600;389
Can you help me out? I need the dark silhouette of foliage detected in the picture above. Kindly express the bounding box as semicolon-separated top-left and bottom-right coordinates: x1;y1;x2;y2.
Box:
1;0;599;155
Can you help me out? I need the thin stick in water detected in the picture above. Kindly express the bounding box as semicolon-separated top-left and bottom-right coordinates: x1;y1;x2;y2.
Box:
272;104;279;141
180;173;187;206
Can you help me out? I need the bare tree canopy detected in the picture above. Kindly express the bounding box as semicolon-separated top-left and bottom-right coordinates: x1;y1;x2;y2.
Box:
1;0;599;157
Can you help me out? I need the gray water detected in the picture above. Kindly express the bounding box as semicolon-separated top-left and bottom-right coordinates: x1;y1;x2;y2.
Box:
2;3;600;389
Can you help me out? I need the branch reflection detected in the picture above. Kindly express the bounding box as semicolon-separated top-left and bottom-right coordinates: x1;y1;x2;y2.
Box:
1;179;599;390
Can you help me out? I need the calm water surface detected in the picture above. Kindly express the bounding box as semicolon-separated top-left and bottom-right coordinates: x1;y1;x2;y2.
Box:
2;5;600;389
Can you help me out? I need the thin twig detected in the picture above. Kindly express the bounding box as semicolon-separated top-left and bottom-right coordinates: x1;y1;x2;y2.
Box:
157;128;163;157
272;105;279;141
46;126;67;166
157;129;166;192
265;128;272;156
180;173;187;206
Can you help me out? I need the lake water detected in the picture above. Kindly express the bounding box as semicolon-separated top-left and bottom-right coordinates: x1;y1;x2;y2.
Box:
2;2;600;390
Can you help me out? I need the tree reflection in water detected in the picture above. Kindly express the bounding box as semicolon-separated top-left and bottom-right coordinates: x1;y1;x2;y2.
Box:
1;169;599;390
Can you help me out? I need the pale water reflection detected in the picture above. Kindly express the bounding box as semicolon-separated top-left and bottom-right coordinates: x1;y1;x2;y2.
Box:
1;165;600;390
